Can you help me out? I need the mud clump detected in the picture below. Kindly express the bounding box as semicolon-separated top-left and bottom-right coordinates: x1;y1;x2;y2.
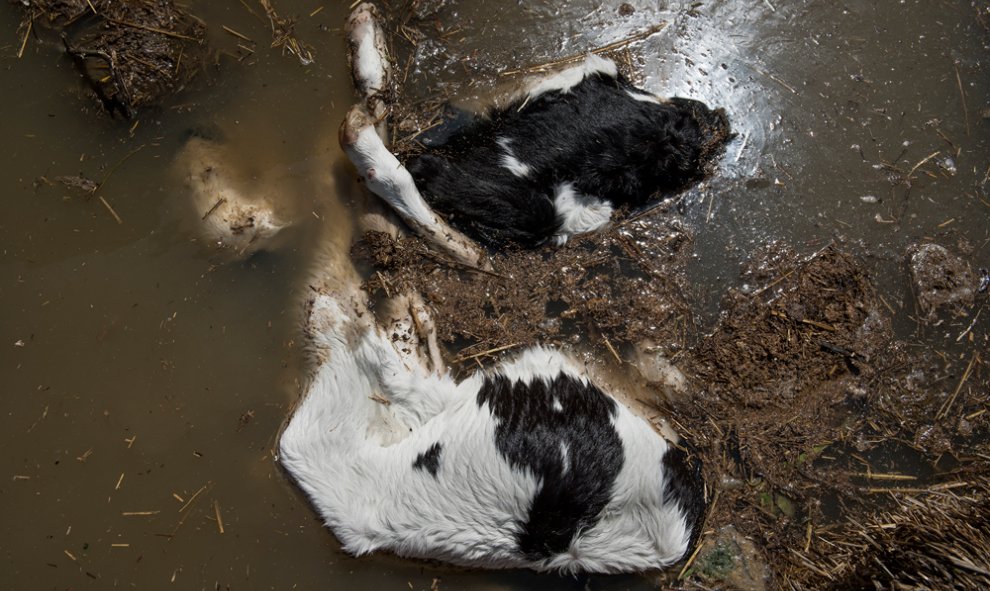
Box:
355;207;695;371
688;243;887;409
908;242;977;321
679;245;886;473
14;0;207;117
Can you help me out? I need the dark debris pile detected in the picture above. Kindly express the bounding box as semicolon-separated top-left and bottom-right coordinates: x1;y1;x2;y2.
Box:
14;0;207;116
355;205;695;370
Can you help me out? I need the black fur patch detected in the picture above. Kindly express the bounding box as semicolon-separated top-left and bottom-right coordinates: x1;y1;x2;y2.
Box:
406;70;731;247
476;373;624;560
661;445;707;555
412;442;443;477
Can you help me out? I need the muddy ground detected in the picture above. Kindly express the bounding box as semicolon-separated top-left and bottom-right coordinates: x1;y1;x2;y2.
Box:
2;0;988;590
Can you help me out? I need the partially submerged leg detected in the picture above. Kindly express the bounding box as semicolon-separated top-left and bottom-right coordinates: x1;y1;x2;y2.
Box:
346;3;390;134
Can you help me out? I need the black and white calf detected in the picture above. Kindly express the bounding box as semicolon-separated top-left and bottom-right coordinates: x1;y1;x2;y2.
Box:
342;50;730;249
279;293;705;573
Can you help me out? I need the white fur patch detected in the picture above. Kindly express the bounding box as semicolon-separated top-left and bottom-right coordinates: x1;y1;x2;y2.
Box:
493;347;587;385
559;441;570;474
625;88;663;104
496;137;532;178
527;54;619;98
552;183;613;244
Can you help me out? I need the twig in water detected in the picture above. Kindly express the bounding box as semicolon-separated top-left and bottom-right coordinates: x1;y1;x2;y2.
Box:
94;145;147;194
603;336;623;364
954;63;969;135
752;65;797;94
213;500;225;534
17;18;32;59
202;197;227;220
936;352;979;419
222;25;253;43
734;131;749;163
178;484;208;513
956;308;983;343
850;472;917;481
98;196;123;224
906;151;939;181
453;343;520;363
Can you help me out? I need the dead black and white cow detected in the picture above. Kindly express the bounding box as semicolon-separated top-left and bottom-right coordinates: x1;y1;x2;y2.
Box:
277;3;708;575
341;20;730;250
279;293;705;573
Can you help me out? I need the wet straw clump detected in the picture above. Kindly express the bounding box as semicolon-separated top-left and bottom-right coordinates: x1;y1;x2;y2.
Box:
800;478;990;591
14;0;207;117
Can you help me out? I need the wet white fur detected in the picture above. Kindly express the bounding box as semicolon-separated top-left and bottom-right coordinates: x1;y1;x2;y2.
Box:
526;53;618;98
625;88;664;104
552;183;614;244
346;4;389;100
496;137;532;178
344;125;439;231
279;297;694;573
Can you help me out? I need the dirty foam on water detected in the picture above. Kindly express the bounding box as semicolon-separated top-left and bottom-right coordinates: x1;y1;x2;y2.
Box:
1;1;987;590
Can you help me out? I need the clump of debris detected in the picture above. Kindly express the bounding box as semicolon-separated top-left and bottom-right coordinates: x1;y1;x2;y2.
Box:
908;242;977;321
808;477;990;591
688;243;887;409
355;205;695;370
13;0;208;116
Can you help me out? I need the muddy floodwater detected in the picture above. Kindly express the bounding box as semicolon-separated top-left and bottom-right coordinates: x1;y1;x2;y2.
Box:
2;1;988;590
